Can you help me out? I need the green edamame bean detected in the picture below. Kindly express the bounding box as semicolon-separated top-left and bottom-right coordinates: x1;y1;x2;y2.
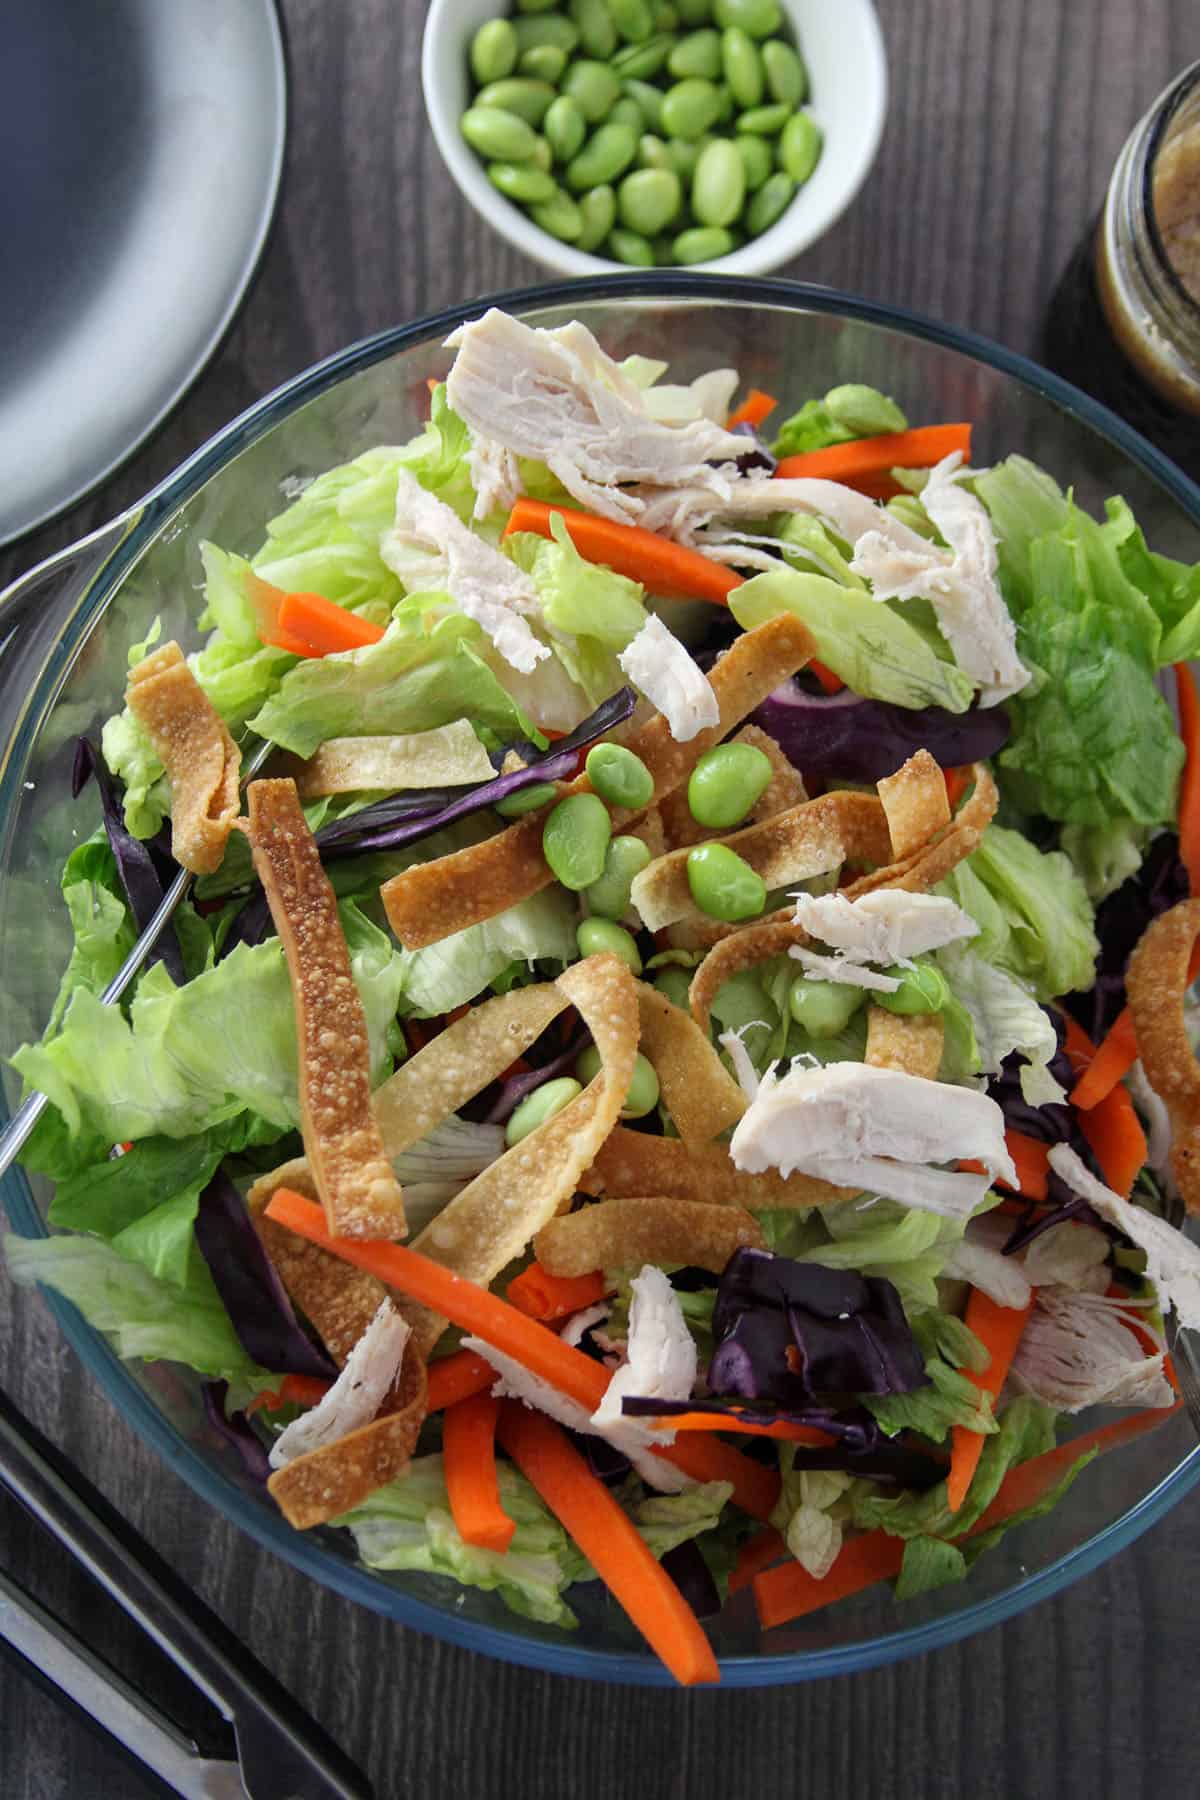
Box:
475;77;557;125
530;135;554;171
735;101;790;134
608;96;647;132
577;915;643;973
496;780;559;819
609;225;656;265
609;0;656;41
637;132;672;170
824;384;908;437
672;223;734;263
874;960;951;1017
653;965;693;1010
565;120;638;188
660;77;724;140
712;0;781;36
787;974;865;1038
569;0;619;58
574;183;618;250
471;18;519;85
529;187;585;239
584;834;652;918
762;37;807;106
654;1;680;27
577;1046;660;1116
687;741;771;827
713;83;735;124
519;43;569;82
513;13;580;54
779;110;822;181
668;27;722;79
676;0;712;22
617;166;682;235
691;136;745;228
543;792;612;888
721;26;764;107
745;169;794;233
461;106;540;163
518;0;560;12
610;32;674;79
562;58;623;122
686;842;766;919
622;77;666;131
505;1077;582;1148
586;741;657;808
735;132;773;190
665;135;704;180
489;161;559;203
544;93;588;162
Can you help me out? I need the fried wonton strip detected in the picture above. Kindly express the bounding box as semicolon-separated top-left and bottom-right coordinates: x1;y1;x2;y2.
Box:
125;640;240;875
630;791;891;933
245;778;406;1240
288;723;495;798
535;1197;765;1277
635;982;746;1143
381;615;817;948
688;913;804;1036
844;764;997;899
583;1126;855;1210
403;954;639;1354
250;1170;390;1365
1126;896;1200;1213
658;725;809;852
267;1336;428;1529
864;1006;945;1079
877;749;950;859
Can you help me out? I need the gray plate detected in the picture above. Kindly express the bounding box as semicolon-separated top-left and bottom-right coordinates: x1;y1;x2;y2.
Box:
0;0;286;546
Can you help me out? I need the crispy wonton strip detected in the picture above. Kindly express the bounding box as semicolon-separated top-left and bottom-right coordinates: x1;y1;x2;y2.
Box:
535;1197;764;1277
688;913;804;1036
381;615;817;948
288;723;495;798
844;764;997;899
125;640;240;875
658;724;807;852
630;792;891;933
864;1006;946;1079
250;1171;390;1365
582;1126;855;1210
877;749;950;859
267;1336;428;1529
245;778;406;1240
404;954;639;1353
635;982;746;1143
1126;896;1200;1213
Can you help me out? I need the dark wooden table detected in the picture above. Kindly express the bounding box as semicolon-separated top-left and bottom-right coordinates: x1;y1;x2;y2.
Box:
4;3;1200;1795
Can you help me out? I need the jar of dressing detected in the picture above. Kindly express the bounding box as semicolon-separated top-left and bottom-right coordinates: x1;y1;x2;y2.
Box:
1044;61;1200;476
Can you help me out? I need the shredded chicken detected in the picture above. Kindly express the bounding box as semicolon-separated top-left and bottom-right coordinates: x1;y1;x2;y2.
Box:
269;1301;409;1469
1048;1144;1200;1329
788;948;902;992
1012;1286;1174;1412
381;468;547;674
791;890;978;968
617;613;719;742
592;1265;697;1430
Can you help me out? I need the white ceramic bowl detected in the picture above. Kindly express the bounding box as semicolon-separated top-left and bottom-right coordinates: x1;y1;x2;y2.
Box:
422;0;887;276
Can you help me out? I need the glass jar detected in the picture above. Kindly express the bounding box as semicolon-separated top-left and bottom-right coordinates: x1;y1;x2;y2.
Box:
1044;61;1200;477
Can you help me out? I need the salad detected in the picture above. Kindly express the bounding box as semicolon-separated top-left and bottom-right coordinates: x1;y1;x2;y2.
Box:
9;307;1200;1686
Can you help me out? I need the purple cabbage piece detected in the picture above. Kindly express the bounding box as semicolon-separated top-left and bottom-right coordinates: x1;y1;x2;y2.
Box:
660;1539;722;1619
985;1010;1075;1147
728;421;777;476
201;1380;272;1483
484;1033;591;1124
193;1171;338;1379
73;738;185;984
747;683;1011;786
1064;832;1188;1042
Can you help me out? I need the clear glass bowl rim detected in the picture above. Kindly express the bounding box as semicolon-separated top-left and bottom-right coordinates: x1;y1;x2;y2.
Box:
4;271;1200;1687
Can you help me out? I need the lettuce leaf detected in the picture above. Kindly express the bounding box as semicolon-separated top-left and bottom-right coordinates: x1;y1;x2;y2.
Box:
730;569;975;714
48;837;136;1033
47;1131;230;1289
938;945;1064;1103
396;887;577;1017
1101;495;1200;663
936;825;1098;1000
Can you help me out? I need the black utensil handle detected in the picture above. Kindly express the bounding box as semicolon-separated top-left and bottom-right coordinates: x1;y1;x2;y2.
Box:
0;1386;372;1800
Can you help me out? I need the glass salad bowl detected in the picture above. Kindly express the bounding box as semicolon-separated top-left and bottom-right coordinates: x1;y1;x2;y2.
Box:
3;274;1200;1687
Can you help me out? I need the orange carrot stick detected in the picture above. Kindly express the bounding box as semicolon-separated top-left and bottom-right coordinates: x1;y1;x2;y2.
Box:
1176;662;1200;893
773;424;972;487
443;1390;515;1554
965;1399;1180;1535
754;1529;906;1630
728;1526;788;1593
263;1189;777;1517
961;1130;1049;1201
726;388;778;430
506;1264;608;1324
426;1349;496;1413
497;1403;719;1686
809;660;845;695
647;1412;834;1444
1060;1015;1148;1196
503;499;742;606
1070;1008;1139;1110
946;1288;1034;1513
245;1374;333;1415
276;589;385;655
942;765;970;811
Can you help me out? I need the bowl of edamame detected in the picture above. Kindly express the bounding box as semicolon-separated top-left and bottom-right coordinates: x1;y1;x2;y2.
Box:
422;0;886;275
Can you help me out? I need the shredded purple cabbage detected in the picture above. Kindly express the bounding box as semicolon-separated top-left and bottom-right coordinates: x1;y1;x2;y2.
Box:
728;421;777;475
201;1380;271;1483
73;738;185;983
660;1539;722;1618
1064;832;1188;1042
193;1171;338;1378
747;683;1011;786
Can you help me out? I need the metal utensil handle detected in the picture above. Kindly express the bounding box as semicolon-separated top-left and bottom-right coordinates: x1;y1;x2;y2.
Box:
0;1387;372;1800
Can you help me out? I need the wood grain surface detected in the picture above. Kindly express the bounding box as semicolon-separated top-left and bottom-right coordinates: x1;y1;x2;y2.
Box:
4;2;1200;1795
